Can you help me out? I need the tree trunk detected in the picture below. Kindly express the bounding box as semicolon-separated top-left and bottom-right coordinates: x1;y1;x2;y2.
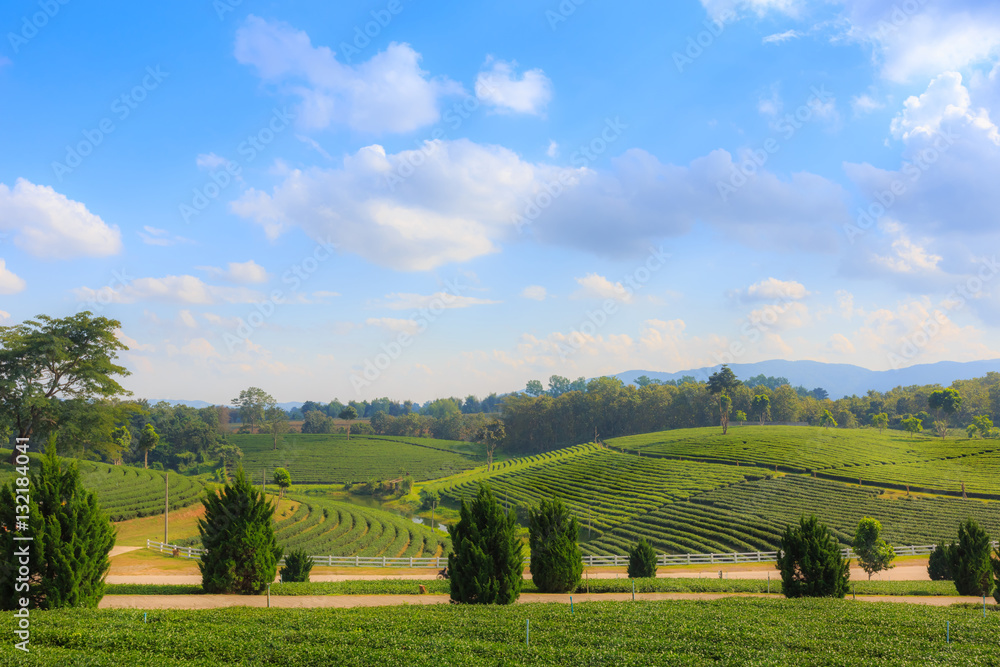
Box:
144;449;148;469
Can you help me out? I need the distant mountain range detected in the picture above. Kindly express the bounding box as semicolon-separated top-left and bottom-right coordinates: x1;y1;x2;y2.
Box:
614;359;1000;399
153;399;305;411
151;358;1000;409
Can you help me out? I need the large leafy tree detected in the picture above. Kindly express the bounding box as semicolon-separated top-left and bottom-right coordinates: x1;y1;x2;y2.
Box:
231;387;275;434
852;517;895;580
528;498;583;593
751;394;771;426
138;423;160;469
0;312;130;461
198;466;282;594
928;388;962;438
0;440;116;609
776;515;850;598
272;467;291;499
449;484;523;605
264;406;289;451
338;405;358;440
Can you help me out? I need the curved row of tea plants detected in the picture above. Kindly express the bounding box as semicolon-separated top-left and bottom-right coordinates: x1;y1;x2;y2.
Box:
0;451;204;521
437;445;759;536
607;425;998;474
229;433;478;484
834;450;1000;498
269;495;449;558
690;474;1000;547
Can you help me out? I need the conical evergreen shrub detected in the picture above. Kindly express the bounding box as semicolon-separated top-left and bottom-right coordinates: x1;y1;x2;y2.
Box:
776;515;850;598
198;466;282;594
280;548;314;583
627;538;658;579
927;541;955;581
0;443;115;610
953;518;992;596
528;498;583;593
449;483;523;604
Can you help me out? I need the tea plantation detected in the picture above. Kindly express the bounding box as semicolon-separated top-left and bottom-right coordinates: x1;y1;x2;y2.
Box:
229;433;478;484
0;452;204;521
14;599;1000;665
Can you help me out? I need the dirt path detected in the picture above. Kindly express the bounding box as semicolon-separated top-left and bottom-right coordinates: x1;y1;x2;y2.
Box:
99;591;983;610
110;546;143;558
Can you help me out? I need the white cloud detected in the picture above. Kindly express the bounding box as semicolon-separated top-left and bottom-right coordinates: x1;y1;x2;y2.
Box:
700;0;802;21
366;317;419;334
115;330;155;353
138;225;194;247
851;93;884;115
836;290;857;320
745;277;810;300
758;85;783;117
0;310;10;322
763;29;801;44
889;72;999;144
0;179;121;259
73;275;266;305
521;285;548;301
475;58;553;115
546;141;559;158
379;291;499;311
747;301;810;330
827;333;855;355
196;153;229;170
234;15;463;133
231;140;848;270
0;259;26;294
199;260;270;284
572;273;633;303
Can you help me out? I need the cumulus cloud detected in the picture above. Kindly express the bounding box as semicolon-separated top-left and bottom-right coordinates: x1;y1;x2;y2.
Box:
0;179;121;258
521;285;548;301
73;275;266;305
234;15;463;133
571;273;633;303
378;291;499;310
199;260;270;284
0;259;26;294
745;278;810;301
231;139;848;270
475;58;553;115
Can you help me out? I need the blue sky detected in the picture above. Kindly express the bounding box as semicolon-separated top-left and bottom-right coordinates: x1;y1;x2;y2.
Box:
2;0;999;404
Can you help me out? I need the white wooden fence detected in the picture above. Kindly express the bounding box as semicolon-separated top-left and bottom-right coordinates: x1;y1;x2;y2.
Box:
148;539;976;568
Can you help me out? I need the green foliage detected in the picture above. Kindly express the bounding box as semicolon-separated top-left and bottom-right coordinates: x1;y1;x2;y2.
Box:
627;537;658;579
280;548;313;583
528;498;583;593
138;423;159;469
820;409;837;429
993;545;1000;604
852;517;895;580
198;466;283;595
0;444;115;610
338;405;359;421
419;487;440;510
901;416;923;438
928;541;955;580
970;415;994;438
448;484;522;604
953;518;992;596
272;467;291;498
231;387;275;434
751;394;771;425
871;412;889;433
776;515;850;598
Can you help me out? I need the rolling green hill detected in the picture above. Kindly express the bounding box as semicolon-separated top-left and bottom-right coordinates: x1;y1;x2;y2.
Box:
228;433;479;484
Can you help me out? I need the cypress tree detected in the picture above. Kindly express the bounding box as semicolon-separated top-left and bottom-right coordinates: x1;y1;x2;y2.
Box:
449;483;523;604
953;518;992;596
528;498;583;593
627;538;658;579
776;515;850;598
0;442;115;609
198;466;282;594
927;541;955;581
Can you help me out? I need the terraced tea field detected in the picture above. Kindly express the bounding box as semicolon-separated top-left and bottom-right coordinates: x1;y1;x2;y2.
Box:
230;433;478;484
433;444;761;535
607;425;998;473
841;450;1000;497
0;452;204;521
177;493;448;557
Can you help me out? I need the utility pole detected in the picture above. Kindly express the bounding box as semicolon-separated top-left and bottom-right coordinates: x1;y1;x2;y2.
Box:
164;471;169;544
